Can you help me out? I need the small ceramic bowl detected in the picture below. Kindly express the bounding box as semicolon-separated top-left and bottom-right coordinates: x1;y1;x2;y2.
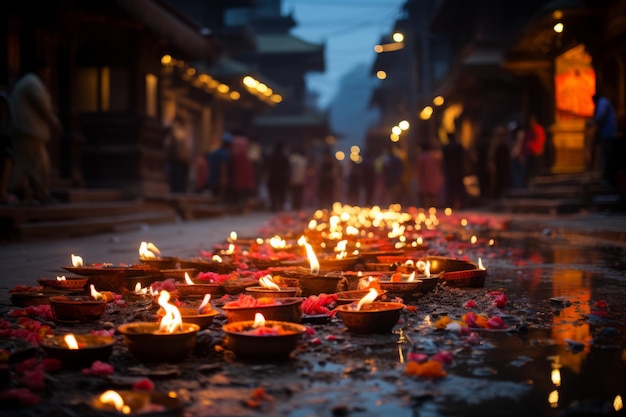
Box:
336;302;406;334
222;297;304;323
117;322;200;363
222;320;307;360
49;296;107;322
40;334;115;368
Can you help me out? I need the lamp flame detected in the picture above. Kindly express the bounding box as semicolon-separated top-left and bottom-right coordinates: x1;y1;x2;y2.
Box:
259;274;281;290
99;390;131;414
158;291;183;334
71;254;83;267
407;271;416;282
90;284;103;300
303;241;320;275
253;312;266;328
356;288;378;311
229;231;237;241
212;254;223;263
198;294;211;314
64;334;79;350
478;258;485;270
139;241;160;259
134;282;147;294
56;276;66;281
424;261;431;277
184;272;194;285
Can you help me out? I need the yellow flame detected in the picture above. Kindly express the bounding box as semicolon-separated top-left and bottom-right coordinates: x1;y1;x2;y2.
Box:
303;242;320;275
56;276;66;281
253;312;266;327
470;235;477;244
139;241;160;259
198;294;211;314
297;235;306;246
614;395;623;412
551;368;561;387
407;271;416;282
99;390;131;414
404;260;415;268
548;390;559;408
134;282;147;294
478;258;485;270
424;260;431;277
269;236;286;249
259;274;281;290
71;254;83;267
212;254;223;263
229;231;237;241
335;240;348;253
416;236;423;245
90;284;103;300
356;288;378;311
64;334;79;350
184;272;194;285
158;291;183;333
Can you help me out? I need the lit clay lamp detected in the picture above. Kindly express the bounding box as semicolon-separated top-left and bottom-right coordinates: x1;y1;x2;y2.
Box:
117;290;200;362
157;294;218;329
138;241;181;270
377;260;439;296
222;312;307;361
175;272;220;298
40;333;115;369
37;275;88;291
91;389;182;416
49;285;108;322
276;238;343;297
426;255;488;288
336;288;406;334
245;274;301;298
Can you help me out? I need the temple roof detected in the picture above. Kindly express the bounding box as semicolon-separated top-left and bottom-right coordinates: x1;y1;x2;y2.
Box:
255;33;323;55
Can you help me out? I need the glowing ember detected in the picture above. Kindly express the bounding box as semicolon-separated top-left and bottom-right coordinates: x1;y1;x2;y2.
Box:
71;254;83;267
56;276;66;281
139;241;161;259
99;390;130;414
157;291;183;334
198;294;211;314
184;272;194;285
259;275;281;290
356;288;378;311
90;285;103;300
212;254;223;263
64;334;79;350
253;312;266;328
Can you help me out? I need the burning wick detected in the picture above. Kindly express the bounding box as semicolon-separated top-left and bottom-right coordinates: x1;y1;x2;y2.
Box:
198;294;211;314
229;231;238;242
64;334;79;350
134;282;147;295
184;272;194;285
99;390;131;414
158;291;183;334
211;255;223;263
56;276;66;281
356;289;378;311
71;254;83;267
90;285;103;300
478;258;485;270
301;240;320;275
139;241;161;259
259;275;281;291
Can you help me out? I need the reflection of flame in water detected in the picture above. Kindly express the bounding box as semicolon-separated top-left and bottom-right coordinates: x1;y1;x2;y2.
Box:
57;276;66;281
64;334;79;350
614;395;623;412
259;274;281;290
356;288;378;311
158;291;183;333
198;294;211;314
99;390;131;414
139;241;160;259
71;254;83;267
551;368;561;387
548;390;559;408
253;312;266;327
184;272;194;285
90;285;103;300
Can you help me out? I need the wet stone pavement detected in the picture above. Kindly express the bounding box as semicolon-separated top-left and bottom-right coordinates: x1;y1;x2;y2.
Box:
0;209;625;417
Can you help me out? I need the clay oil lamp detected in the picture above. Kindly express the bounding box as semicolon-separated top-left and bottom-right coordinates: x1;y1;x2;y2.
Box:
222;295;304;324
49;285;108;322
336;289;406;334
335;288;387;305
245;274;301;298
40;333;115;369
426;255;487;288
138;241;181;270
117;290;200;362
37;275;88;291
91;389;182;416
157;294;218;329
377;261;439;296
175;272;220;298
222;312;307;360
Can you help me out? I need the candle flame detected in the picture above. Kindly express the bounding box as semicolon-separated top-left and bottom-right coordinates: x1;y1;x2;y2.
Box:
424;260;431;277
56;276;66;281
356;288;378;311
71;254;83;267
470;235;477;244
551;368;561;387
99;390;131;414
134;282;147;294
226;244;235;255
64;334;79;350
614;395;623;412
259;274;281;290
404;260;415;269
478;258;485;270
253;312;266;328
303;241;320;275
212;254;223;263
158;291;183;333
184;272;194;285
90;284;103;300
198;294;211;314
139;241;160;259
229;231;237;241
297;235;306;246
407;271;416;282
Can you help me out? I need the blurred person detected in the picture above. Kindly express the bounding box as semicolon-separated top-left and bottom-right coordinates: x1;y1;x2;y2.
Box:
589;94;618;185
415;141;443;209
317;147;339;209
442;132;466;209
230;132;256;212
9;60;62;204
247;136;264;202
289;147;307;211
266;141;290;212
0;90;16;204
165;113;192;193
206;132;233;203
524;115;546;183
